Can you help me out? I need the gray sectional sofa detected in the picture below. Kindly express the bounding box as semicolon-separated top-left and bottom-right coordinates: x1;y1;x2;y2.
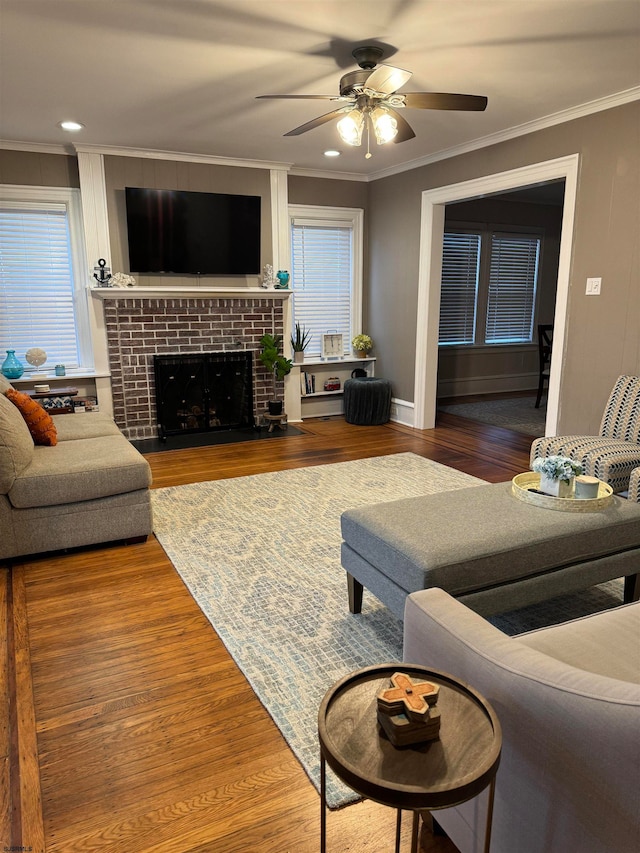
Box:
0;375;152;560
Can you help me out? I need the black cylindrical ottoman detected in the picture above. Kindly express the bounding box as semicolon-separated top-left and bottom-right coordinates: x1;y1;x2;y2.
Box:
343;377;392;425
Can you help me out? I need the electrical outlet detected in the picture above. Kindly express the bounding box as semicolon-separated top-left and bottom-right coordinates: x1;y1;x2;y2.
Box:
390;403;398;419
586;277;602;295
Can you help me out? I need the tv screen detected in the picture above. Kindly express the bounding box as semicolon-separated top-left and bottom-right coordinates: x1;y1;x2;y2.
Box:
124;187;261;276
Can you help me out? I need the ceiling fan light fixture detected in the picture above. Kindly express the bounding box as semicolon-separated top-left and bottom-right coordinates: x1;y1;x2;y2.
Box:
337;110;365;146
371;107;398;144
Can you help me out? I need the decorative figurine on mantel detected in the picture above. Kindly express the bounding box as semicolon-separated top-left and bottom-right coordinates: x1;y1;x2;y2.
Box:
93;258;113;287
261;263;277;289
275;269;290;289
376;671;441;746
110;272;137;288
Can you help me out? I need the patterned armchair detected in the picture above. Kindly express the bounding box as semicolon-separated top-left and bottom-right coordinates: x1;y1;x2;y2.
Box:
629;467;640;502
531;375;640;494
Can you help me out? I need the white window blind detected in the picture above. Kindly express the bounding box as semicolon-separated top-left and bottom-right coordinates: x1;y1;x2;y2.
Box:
485;233;540;344
291;219;353;359
438;231;480;345
0;202;80;368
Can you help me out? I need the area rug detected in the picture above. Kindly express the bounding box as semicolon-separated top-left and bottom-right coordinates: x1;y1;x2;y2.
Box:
151;453;625;808
439;395;547;436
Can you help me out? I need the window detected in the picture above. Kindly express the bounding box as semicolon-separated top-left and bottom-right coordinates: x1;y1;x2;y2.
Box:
439;227;541;347
439;232;481;346
290;205;363;360
0;185;92;372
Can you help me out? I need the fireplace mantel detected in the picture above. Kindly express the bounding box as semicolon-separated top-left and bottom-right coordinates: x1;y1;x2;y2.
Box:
91;286;291;300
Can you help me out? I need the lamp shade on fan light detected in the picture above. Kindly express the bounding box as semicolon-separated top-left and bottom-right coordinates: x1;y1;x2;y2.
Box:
371;107;398;143
337;111;365;146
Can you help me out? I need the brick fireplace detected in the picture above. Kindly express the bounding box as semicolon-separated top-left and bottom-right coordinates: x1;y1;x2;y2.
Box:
101;292;286;439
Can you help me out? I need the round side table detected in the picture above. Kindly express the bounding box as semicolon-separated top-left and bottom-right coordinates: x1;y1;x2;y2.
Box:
318;663;501;853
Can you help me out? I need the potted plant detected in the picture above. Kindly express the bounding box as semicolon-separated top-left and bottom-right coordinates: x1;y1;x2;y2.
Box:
259;333;292;415
352;334;373;358
291;322;311;364
532;455;583;498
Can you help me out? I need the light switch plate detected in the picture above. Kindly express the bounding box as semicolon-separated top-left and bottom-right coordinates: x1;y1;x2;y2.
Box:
586;277;602;295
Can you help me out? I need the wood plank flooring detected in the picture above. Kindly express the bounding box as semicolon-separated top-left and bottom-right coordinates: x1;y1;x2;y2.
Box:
7;415;532;852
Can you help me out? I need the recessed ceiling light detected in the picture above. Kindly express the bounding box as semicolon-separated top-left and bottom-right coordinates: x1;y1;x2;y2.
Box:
324;150;341;158
58;120;85;132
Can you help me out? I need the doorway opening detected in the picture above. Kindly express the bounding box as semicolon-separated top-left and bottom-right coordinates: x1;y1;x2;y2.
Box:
436;180;565;434
414;154;580;435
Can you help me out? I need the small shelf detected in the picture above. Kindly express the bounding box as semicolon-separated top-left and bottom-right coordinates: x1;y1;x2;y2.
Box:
300;357;375;367
298;356;376;418
302;390;345;398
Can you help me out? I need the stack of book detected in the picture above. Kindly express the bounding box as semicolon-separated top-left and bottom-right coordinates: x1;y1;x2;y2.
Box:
301;372;316;395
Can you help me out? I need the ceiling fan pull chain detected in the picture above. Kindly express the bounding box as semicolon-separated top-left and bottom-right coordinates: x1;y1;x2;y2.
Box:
365;119;372;159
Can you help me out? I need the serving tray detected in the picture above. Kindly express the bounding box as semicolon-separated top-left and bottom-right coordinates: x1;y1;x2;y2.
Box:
512;472;613;512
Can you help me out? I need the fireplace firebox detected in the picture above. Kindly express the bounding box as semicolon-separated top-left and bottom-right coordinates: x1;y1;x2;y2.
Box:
154;351;254;440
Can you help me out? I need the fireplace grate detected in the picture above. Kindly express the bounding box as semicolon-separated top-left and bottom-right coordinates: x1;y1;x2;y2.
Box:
154;351;254;440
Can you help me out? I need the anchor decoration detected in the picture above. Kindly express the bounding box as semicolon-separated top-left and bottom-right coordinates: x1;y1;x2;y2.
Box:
93;258;113;287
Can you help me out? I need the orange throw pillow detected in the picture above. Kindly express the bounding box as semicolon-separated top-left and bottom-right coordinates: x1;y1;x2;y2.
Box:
5;388;58;446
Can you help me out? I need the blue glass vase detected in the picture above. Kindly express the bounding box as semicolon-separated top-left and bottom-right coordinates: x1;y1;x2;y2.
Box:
1;349;24;379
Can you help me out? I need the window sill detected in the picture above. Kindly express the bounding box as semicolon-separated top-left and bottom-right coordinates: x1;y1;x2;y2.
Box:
11;370;110;384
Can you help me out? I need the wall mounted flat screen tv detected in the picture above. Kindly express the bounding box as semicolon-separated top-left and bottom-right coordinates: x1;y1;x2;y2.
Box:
124;187;261;275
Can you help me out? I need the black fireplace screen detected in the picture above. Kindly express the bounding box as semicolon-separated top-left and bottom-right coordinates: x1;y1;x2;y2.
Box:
153;351;254;439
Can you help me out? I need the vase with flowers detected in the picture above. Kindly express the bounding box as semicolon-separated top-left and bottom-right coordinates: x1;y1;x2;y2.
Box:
352;334;373;358
532;455;583;498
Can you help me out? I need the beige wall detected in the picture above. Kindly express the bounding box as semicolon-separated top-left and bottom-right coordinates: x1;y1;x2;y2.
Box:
0;149;79;187
103;155;273;288
367;101;640;433
288;175;368;209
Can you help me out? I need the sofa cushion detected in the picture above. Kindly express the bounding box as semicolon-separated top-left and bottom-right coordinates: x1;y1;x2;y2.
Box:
5;388;57;446
7;435;152;508
52;412;122;441
0;374;13;394
518;601;640;684
0;392;34;492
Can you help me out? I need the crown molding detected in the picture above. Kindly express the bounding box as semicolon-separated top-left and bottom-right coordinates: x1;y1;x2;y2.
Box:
289;166;368;182
0;139;72;155
369;86;640;182
74;143;292;172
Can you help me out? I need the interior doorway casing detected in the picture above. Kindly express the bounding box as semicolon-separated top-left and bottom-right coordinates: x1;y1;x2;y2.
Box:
414;154;580;435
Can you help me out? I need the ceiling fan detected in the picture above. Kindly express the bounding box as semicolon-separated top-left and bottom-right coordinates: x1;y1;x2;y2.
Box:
257;46;487;154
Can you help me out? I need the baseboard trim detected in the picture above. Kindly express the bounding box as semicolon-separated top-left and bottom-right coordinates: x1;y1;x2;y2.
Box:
390;398;415;427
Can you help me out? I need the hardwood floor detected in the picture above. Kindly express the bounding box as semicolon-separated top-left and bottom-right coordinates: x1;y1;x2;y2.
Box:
6;415;531;852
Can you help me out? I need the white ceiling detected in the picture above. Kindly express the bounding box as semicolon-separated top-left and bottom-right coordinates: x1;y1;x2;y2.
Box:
1;0;639;178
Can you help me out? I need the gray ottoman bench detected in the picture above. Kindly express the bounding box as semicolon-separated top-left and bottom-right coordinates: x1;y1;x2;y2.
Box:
340;482;640;619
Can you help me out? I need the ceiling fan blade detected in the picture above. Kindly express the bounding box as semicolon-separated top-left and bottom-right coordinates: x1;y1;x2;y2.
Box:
256;94;337;100
387;108;416;143
283;107;351;137
403;92;488;111
364;64;412;95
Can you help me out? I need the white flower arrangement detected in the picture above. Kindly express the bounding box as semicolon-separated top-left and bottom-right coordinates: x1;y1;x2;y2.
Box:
532;455;583;483
111;272;137;288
